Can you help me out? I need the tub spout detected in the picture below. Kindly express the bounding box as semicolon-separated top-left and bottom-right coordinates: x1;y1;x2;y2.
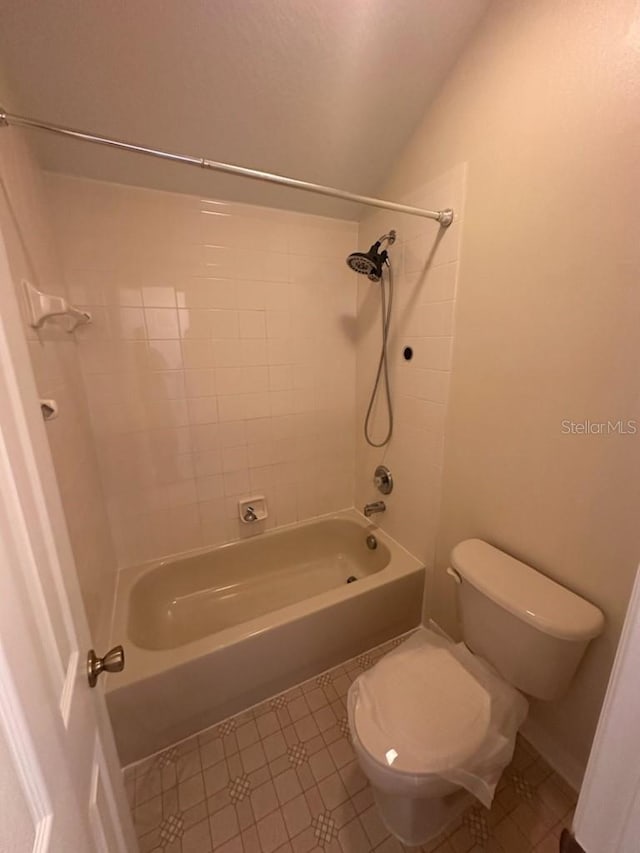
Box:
364;501;386;518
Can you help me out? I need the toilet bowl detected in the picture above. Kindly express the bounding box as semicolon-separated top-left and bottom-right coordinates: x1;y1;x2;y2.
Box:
347;626;528;845
348;539;604;845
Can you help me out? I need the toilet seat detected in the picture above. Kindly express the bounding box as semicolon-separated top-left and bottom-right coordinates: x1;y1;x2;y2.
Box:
350;632;492;777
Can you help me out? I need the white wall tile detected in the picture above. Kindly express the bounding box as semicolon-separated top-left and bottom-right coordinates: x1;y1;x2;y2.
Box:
178;308;211;339
187;396;219;425
145;307;180;339
203;245;236;279
223;469;251;497
244;366;269;393
211;309;239;339
47;174;357;567
184;368;216;398
182;339;214;368
269;365;293;391
148;339;183;369
177;278;237;310
237;281;269;310
217;420;247;448
216;367;245;396
239;310;267;339
240;339;268;366
110;306;147;340
212;338;243;366
142;285;177;308
194;449;222;477
222;445;249;473
196;475;225;502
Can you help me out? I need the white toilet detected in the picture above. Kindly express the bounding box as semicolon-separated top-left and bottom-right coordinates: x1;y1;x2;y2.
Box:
347;539;604;846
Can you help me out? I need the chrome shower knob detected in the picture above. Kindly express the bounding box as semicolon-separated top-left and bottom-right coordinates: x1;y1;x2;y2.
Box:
374;465;393;495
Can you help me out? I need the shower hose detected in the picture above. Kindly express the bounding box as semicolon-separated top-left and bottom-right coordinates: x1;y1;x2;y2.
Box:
364;261;394;447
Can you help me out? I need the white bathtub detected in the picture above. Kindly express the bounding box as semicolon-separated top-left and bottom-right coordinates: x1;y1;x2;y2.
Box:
107;509;424;764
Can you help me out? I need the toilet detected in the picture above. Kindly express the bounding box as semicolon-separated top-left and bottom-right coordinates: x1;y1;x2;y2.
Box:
347;539;604;846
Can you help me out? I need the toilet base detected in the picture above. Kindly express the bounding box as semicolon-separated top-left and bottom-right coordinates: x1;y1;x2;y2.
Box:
372;784;473;847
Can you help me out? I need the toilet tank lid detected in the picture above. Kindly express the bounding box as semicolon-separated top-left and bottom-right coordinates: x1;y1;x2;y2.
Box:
451;539;604;641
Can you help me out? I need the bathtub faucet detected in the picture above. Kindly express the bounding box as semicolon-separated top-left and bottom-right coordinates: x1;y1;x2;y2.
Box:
364;501;386;518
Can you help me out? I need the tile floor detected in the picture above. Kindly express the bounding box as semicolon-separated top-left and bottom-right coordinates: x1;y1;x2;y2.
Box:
125;633;576;853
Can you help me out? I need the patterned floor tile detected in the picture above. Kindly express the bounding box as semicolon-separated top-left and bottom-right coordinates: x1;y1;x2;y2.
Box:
217;719;237;737
462;806;490;844
158;812;184;844
337;717;351;740
512;772;535;801
155;747;179;769
124;631;577;852
227;774;251;803
288;742;309;767
311;811;339;846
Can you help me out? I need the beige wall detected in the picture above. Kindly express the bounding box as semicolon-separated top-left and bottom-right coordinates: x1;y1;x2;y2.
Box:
365;0;640;784
46;175;357;567
0;128;118;651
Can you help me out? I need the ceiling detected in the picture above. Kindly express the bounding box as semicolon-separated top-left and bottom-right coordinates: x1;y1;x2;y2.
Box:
0;0;488;218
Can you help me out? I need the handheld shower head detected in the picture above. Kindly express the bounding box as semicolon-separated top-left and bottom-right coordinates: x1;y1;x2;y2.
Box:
346;249;384;281
346;231;396;447
346;231;396;282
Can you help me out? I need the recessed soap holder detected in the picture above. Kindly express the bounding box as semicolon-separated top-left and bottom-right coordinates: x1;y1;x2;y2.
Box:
239;496;268;524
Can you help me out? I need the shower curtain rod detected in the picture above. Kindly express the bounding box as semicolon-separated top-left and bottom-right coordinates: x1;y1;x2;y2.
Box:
0;108;453;226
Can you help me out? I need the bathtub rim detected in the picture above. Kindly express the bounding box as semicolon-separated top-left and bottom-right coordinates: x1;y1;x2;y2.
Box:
107;508;424;692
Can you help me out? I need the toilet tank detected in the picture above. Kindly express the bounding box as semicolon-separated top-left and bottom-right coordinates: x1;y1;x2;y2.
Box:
451;540;604;701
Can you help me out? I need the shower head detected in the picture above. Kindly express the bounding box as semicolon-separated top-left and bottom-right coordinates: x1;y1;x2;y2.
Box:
346;250;383;280
346;231;396;282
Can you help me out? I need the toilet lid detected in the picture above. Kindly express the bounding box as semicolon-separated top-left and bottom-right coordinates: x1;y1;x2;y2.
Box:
351;633;492;775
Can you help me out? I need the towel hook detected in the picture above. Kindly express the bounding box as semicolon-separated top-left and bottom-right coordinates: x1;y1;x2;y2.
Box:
22;279;91;333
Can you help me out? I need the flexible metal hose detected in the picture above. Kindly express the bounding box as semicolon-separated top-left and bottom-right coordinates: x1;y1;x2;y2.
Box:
364;261;394;447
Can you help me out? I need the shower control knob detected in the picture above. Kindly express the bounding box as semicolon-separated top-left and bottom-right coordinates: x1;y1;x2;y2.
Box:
87;645;125;688
374;465;393;495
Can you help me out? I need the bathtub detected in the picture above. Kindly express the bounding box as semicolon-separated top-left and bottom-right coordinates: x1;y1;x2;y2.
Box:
107;509;424;764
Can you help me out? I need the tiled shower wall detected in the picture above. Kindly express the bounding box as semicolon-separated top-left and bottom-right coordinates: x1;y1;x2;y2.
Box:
46;175;357;568
0;130;118;651
355;165;464;574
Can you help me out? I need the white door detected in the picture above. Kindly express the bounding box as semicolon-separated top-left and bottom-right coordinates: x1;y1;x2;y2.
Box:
0;228;138;851
572;564;640;852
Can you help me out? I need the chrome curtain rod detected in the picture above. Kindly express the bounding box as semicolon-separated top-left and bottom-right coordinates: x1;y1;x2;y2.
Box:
0;107;453;226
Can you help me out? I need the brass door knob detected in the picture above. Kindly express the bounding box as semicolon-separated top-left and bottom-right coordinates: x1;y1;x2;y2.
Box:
87;645;125;688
